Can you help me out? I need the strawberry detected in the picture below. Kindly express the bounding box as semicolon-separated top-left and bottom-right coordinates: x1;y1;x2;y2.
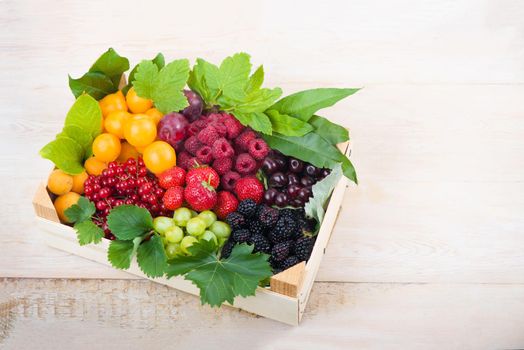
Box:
184;181;217;211
234;177;264;203
158;167;186;189
186;166;220;188
214;191;239;219
162;186;184;210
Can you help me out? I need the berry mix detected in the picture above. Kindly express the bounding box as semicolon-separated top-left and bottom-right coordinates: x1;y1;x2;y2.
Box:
40;49;357;307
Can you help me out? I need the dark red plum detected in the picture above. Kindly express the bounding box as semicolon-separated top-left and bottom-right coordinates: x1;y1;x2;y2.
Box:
157;112;189;148
182;90;203;122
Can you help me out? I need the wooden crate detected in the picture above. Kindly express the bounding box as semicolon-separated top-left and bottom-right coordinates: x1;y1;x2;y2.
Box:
32;143;350;325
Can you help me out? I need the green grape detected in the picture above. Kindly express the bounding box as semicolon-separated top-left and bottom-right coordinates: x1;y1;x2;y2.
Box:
165;243;181;259
198;210;217;227
165;226;184;243
153;216;175;235
200;230;218;245
190;210;198;217
186;217;207;236
209;221;231;238
218;237;228;247
161;236;169;246
173;207;192;227
180;236;198;255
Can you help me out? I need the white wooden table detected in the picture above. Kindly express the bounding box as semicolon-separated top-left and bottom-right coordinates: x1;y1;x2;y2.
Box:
1;0;523;348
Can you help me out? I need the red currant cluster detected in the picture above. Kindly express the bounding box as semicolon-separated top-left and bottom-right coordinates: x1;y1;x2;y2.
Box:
83;157;170;239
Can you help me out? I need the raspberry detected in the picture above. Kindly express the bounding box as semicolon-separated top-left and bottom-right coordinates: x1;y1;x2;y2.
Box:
212;138;235;159
194;119;208;129
187;124;200;136
248;138;269;160
162;186;184;210
186;157;202;170
214;191;239;219
235;153;257;175
223;114;244;139
196;146;213;164
221;171;241;192
176;151;192;170
235;130;257;151
212;157;233;175
234;176;264;203
197;126;220;146
226;212;245;230
206;113;221;124
184;136;203;156
210;121;228;137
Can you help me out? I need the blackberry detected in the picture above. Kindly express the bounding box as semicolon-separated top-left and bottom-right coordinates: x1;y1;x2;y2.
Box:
281;255;300;270
279;208;298;221
270;240;294;262
296;216;316;238
221;239;235;259
267;216;297;244
248;220;265;236
249;234;271;254
257;205;279;228
232;229;251;243
226;212;245;230
294;236;314;261
268;256;282;271
237;199;258;217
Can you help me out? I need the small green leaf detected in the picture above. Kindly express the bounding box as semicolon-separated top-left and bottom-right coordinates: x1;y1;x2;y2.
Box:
107;205;153;240
64;94;103;139
215;52;251;103
59;125;93;152
64;197;95;223
133;60;159;99
265;109;313;136
341;156;358;184
246;65;264;94
270;88;360;121
233;111;273;135
123;53;164;94
304;164;343;224
74;220;104;246
39;136;85;175
89;48;130;86
230;87;282;114
309;115;349;144
68;72;116;100
136;235;167;277
108;239;136;269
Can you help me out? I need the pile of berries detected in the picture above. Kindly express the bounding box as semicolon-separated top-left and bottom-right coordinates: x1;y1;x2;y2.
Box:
222;200;317;273
176;112;270;192
83;157;168;239
262;151;331;208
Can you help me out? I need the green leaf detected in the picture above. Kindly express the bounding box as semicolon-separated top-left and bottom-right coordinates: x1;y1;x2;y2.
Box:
341;156;358;184
89;48;130;86
265;109;313;136
270;88;360;121
309;115;349;144
39;136;85;175
229;87;282;114
304;164;343;224
166;240;272;307
261;132;342;169
68;72;116;100
246;65;264;94
106;205;153;240
233;111;273;135
136;235;167;277
58;125;93;152
215;52;251;102
108;239;140;270
133;60;159;99
64;197;95;223
73;220;104;246
64;94;103;139
123;53;165;95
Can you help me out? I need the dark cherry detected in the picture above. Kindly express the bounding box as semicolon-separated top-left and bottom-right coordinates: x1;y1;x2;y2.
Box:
274;157;287;171
274;192;289;208
304;164;320;177
300;176;315;187
269;172;287;187
287;173;300;186
291;198;304;207
287;184;302;199
288;158;304;173
297;187;313;201
320;168;331;177
263;188;278;205
262;158;279;175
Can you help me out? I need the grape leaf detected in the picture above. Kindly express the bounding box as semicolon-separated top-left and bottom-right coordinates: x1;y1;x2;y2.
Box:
106;205;153;240
64;197;95;223
123;53;165;95
63;94;103;139
108;237;142;270
304;163;343;224
133;59;190;114
265;109;313;136
309;115;349;145
68;72;116;100
73;220;104;246
270;88;360;121
136;235;167;277
165;240;272;307
39;136;85;175
89;48;130;86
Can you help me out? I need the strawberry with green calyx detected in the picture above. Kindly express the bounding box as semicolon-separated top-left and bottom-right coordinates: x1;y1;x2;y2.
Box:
186;166;220;188
185;179;218;211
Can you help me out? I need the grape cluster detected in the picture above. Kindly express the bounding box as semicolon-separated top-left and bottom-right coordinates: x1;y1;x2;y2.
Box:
262;151;330;208
83;157;169;239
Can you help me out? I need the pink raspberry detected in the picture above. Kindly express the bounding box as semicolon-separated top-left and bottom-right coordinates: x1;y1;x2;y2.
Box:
210;121;228;137
207;113;222;123
248;138;269;160
235;130;257;151
221;171;241;192
235;153;258;175
187;123;200;136
196;146;213;164
184;136;203;156
194;119;208;129
212;157;233;175
197;126;220;146
212;138;235;159
186;157;202;170
223;114;245;139
177;151;192;170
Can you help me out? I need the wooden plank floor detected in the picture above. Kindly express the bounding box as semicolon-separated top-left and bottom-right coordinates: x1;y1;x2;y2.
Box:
1;0;524;348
